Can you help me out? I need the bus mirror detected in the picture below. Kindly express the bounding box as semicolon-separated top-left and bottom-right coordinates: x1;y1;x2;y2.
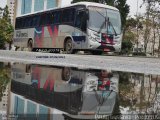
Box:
86;10;89;20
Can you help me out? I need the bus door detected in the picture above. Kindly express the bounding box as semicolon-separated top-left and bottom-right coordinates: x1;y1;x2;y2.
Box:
74;10;87;49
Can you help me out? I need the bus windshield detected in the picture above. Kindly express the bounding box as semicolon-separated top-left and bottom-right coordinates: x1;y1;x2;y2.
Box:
88;6;121;35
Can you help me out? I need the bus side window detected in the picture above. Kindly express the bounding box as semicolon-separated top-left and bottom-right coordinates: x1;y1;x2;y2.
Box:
15;18;20;29
54;11;61;24
19;18;22;29
40;13;46;26
75;11;87;31
25;16;32;28
70;8;75;23
32;15;40;27
22;17;26;28
62;9;70;23
62;8;75;24
46;12;51;25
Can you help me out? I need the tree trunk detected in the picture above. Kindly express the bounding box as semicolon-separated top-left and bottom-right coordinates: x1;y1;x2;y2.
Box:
158;27;160;57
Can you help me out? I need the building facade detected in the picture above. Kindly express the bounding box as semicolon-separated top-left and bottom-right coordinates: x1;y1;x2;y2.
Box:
9;0;62;27
0;85;9;113
7;0;16;25
16;0;62;17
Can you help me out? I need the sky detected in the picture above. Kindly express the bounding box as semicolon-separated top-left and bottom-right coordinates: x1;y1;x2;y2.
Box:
61;0;146;17
0;0;146;17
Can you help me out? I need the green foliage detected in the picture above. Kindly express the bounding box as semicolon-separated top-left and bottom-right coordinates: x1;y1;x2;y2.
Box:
120;39;133;55
72;0;130;27
115;0;130;27
2;6;11;23
124;30;136;42
120;30;134;55
0;37;5;49
126;18;137;28
118;72;133;107
0;5;14;49
0;63;10;101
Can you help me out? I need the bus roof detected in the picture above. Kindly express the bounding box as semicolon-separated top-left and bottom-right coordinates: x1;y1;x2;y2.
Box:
64;2;119;11
17;2;119;18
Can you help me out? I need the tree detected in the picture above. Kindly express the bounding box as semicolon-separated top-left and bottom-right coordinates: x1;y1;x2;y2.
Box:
2;5;11;23
72;0;130;27
115;0;130;28
0;63;10;101
0;5;14;49
141;0;160;55
121;36;133;55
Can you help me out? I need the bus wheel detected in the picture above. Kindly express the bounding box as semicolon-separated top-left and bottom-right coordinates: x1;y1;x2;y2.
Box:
65;39;73;54
28;41;33;52
62;67;71;81
91;50;103;55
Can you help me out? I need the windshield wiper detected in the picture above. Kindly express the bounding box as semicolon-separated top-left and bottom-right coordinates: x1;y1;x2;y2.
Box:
98;20;106;34
108;20;117;36
94;9;107;34
94;8;117;36
108;19;117;36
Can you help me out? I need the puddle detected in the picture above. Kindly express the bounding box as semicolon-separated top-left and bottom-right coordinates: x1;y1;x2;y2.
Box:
0;62;160;120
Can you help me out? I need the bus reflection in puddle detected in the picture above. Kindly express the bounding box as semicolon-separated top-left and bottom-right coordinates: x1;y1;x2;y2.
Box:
9;63;119;120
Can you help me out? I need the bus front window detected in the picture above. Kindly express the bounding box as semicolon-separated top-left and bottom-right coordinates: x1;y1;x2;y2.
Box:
88;6;121;35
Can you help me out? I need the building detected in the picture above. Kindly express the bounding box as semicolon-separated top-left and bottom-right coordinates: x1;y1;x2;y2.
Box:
10;0;62;27
15;0;62;17
7;0;16;25
0;85;9;113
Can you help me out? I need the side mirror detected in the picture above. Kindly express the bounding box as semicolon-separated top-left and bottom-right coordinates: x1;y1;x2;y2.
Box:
86;9;89;20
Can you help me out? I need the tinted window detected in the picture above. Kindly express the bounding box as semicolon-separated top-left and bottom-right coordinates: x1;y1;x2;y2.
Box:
32;15;40;27
15;18;21;29
62;8;75;23
40;13;46;26
50;11;61;24
75;11;87;31
45;12;52;25
24;16;32;28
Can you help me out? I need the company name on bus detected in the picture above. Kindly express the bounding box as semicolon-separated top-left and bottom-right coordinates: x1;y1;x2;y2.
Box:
16;31;28;38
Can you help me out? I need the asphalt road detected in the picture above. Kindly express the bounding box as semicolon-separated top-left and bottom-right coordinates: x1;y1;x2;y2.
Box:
0;50;160;75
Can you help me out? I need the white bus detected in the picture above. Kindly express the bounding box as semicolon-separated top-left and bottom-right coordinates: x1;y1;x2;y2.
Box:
14;2;122;54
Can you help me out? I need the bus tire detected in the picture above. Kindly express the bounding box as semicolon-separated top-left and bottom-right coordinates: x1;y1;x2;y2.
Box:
26;64;31;73
27;40;33;52
64;38;74;54
62;67;71;81
91;50;103;55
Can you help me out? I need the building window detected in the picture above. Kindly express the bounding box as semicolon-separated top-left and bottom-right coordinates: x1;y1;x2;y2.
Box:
21;0;32;14
47;0;56;9
34;0;44;12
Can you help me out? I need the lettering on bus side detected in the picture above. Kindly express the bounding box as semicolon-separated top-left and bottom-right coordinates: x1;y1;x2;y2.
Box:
16;31;28;38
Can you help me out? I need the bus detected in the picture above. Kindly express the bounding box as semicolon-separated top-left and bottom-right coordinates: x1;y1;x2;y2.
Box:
14;2;122;55
10;63;119;119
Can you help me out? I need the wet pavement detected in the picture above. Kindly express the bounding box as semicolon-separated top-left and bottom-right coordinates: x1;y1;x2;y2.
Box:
0;62;160;120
